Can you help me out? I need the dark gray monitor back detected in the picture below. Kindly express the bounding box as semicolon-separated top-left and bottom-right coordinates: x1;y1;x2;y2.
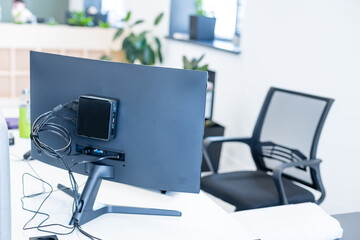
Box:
30;52;207;193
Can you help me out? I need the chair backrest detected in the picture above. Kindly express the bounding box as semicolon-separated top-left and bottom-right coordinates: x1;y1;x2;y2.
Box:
250;87;334;189
0;109;11;240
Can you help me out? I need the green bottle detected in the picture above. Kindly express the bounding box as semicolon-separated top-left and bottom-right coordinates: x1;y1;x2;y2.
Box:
19;89;30;138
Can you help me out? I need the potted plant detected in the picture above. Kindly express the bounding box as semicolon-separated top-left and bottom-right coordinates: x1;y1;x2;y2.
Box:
66;11;94;27
189;0;216;41
183;54;208;71
109;11;164;65
183;54;213;118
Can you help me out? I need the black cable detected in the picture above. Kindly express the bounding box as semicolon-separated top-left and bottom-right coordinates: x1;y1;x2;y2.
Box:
74;220;102;240
21;173;76;236
31;100;77;161
21;158;75;235
24;99;104;239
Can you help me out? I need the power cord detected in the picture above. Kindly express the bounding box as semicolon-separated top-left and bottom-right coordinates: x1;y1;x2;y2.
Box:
21;173;76;236
24;99;110;240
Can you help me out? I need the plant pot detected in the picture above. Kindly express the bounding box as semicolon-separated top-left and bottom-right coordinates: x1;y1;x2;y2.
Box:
189;15;216;41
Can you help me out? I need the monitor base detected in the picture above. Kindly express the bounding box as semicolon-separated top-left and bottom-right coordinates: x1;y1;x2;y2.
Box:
58;164;181;226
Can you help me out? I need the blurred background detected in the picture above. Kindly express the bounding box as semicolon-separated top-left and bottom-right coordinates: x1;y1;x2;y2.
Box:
0;0;359;216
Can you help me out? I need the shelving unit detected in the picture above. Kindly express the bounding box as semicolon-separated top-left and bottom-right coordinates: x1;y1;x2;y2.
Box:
0;48;106;98
0;23;116;98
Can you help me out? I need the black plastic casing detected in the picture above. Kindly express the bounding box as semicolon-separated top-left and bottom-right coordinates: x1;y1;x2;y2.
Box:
76;95;118;141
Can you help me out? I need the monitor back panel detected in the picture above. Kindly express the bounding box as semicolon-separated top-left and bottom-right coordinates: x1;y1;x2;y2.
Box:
30;52;207;193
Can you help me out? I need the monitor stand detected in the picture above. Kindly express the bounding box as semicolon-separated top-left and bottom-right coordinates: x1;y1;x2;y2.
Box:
58;163;182;226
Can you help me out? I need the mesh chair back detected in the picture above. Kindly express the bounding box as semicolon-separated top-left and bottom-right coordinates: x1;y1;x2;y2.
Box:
251;88;333;188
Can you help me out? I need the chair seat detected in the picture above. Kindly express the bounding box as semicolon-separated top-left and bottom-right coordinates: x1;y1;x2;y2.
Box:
201;171;315;211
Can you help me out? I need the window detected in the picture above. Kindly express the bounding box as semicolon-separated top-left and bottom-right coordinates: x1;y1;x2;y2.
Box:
168;0;244;53
101;0;125;25
202;0;238;40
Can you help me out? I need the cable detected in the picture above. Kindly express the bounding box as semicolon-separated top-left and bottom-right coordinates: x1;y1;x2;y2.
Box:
74;221;102;240
24;99;104;239
21;173;76;236
31;100;77;162
10;152;26;162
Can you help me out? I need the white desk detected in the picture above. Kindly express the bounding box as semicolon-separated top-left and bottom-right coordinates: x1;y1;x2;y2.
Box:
8;130;258;240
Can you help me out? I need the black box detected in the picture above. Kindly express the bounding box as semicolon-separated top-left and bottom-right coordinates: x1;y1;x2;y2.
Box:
77;95;118;141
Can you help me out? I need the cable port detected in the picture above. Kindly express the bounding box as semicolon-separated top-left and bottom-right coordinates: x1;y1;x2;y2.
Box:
76;144;125;161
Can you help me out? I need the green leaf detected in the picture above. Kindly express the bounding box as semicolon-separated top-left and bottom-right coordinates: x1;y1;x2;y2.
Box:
190;54;206;69
73;11;81;18
190;58;197;68
123;35;140;63
12;12;24;24
129;32;148;50
158;48;163;63
142;46;155;65
154;12;164;26
195;0;204;16
99;20;110;28
100;55;112;61
135;36;147;50
68;18;76;25
183;56;192;69
47;17;58;26
83;17;94;26
197;64;208;71
67;11;94;26
139;31;148;39
130;19;144;27
155;37;163;63
197;54;205;64
123;11;131;22
113;28;124;41
122;36;131;49
127;33;138;47
155;37;161;49
124;44;138;63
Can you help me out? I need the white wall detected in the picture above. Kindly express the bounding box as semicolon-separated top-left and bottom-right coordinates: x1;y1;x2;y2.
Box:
125;0;360;214
69;0;84;12
123;0;170;37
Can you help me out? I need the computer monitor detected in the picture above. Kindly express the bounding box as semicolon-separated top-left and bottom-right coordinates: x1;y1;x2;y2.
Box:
30;52;207;225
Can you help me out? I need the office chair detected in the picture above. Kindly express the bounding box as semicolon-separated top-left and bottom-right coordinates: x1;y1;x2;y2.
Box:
201;87;334;211
0;110;11;240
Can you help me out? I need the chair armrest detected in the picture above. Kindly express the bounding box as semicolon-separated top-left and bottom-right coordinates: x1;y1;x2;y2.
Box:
272;159;322;205
203;137;252;173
